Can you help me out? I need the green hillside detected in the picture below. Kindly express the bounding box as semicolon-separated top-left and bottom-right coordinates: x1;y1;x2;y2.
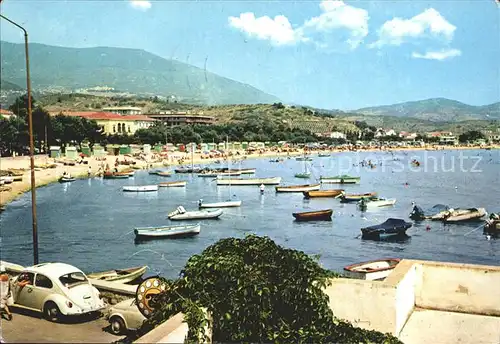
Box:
356;98;500;121
0;41;279;105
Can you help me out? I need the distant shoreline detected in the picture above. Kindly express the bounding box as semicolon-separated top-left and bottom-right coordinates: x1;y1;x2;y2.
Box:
0;144;497;208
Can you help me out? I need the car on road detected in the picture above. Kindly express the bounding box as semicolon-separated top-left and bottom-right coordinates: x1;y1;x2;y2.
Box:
106;298;146;335
11;262;105;322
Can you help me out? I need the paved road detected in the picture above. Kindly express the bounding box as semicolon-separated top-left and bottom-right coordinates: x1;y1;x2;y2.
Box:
1;308;124;343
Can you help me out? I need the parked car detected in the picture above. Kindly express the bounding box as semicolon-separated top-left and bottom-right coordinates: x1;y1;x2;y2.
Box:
11;262;106;322
106;298;146;335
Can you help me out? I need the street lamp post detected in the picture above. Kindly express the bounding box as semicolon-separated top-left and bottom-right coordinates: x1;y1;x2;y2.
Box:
0;14;39;265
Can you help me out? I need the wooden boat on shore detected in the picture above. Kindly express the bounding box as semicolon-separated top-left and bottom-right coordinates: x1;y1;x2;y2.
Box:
340;192;377;203
198;199;242;208
168;206;223;220
293;209;333;221
443;208;487;223
123;185;159;192
134;224;201;239
158;181;187;187
104;172;129;179
358;198;396;209
320;175;360;184
303;189;344;199
409;204;450;221
361;218;412;240
59;176;76;183
216;177;281;186
276;183;320;193
344;258;401;281
87;266;147;283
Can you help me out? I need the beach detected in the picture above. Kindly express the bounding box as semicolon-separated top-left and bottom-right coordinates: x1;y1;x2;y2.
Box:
0;144;496;207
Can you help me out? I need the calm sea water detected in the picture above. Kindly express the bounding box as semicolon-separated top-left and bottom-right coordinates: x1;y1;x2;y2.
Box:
1;149;499;278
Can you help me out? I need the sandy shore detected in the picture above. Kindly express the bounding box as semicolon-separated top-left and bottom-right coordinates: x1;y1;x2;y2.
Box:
0;144;496;208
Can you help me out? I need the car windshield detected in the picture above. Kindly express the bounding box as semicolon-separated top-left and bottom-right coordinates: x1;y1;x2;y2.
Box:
59;272;88;288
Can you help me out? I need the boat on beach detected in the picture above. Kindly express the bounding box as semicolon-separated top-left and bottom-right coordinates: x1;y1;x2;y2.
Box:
358;198;396;209
87;266;148;283
409;204;450;221
343;258;401;281
59;176;76;183
216;177;282;186
303;189;344;199
361;218;412;240
320;175;360;184
158;181;187;187
276;183;321;193
443;208;487;223
134;223;201;239
168;206;223;220
198;199;242;208
340;192;377;203
0;176;14;184
123;185;159;192
292;209;333;221
104;172;130;179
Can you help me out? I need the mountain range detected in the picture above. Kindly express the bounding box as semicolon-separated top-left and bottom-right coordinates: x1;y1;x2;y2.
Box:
354;98;500;122
0;41;279;105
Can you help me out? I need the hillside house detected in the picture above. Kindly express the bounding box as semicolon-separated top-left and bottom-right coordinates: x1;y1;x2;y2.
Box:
102;106;142;115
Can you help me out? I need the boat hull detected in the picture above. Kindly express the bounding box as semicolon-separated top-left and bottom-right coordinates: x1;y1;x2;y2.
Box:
303;190;344;198
344;258;400;281
199;201;242;208
320;176;360;184
134;224;201;239
341;193;377;203
88;266;148;283
292;209;333;221
158;181;187;187
444;208;487;223
168;209;223;220
59;177;76;183
276;184;321;193
217;177;281;185
123;185;159;192
359;199;396;209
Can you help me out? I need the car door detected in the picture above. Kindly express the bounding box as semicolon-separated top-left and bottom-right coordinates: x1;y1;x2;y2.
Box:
30;273;55;311
13;272;35;309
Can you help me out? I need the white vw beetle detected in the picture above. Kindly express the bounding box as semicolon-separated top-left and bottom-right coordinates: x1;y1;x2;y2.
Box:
11;262;106;321
106;298;146;335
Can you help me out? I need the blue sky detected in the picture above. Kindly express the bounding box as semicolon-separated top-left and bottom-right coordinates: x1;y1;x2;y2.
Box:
1;0;498;109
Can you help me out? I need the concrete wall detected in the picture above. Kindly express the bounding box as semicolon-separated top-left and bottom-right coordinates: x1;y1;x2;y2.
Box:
416;261;500;316
393;262;418;335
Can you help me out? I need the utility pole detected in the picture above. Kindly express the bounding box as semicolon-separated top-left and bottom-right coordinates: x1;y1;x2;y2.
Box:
1;14;39;264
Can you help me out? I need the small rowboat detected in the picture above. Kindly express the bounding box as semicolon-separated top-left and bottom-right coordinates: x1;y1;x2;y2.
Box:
318;153;331;157
294;172;311;179
198;171;241;177
217;177;281;186
296;157;313;161
123;185;159;192
358;198;396;209
199;200;242;208
276;183;320;193
340;192;377;203
87;266;148;283
168;206;223;220
320;175;360;184
344;258;401;281
231;168;256;174
410;204;450;221
59;176;76;183
157;171;173;177
134;224;201;239
175;168;203;174
303;189;344;199
292;209;333;221
158;181;187;187
104;173;129;179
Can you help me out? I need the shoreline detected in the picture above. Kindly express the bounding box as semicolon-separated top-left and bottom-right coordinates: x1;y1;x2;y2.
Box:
0;144;497;208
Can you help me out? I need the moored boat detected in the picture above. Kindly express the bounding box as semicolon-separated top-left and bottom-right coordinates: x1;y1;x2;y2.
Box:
198;171;241;177
358;198;396;209
484;214;500;237
231;168;256;174
158;181;187;187
292;209;333;221
134;223;201;239
87;266;148;283
340;192;377;203
361;218;412;240
175;167;203;174
320;175;360;184
216;177;281;186
104;172;130;179
59;176;76;183
303;189;344;199
276;183;321;193
409;204;450;221
443;208;487;223
318;153;331;157
198;199;242;208
343;258;401;281
168;206;223;220
123;185;159;192
156;171;173;177
296;157;313;161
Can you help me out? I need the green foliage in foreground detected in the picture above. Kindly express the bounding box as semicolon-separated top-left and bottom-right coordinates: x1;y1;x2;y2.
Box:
136;235;403;344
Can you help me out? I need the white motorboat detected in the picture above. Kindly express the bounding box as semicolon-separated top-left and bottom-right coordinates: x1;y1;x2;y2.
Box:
358;198;397;209
343;258;401;281
168;206;223;220
217;177;281;186
234;168;256;174
134;223;201;239
198;199;242;208
158;181;187;187
275;183;321;193
0;176;14;184
123;185;159;192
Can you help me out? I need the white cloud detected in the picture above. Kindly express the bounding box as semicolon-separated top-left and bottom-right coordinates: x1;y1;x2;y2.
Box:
370;8;456;48
412;48;461;61
228;12;305;46
129;0;152;11
302;0;369;49
228;0;368;49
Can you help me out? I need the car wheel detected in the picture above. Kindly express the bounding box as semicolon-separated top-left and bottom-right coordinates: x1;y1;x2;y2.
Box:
110;316;126;335
44;301;61;322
